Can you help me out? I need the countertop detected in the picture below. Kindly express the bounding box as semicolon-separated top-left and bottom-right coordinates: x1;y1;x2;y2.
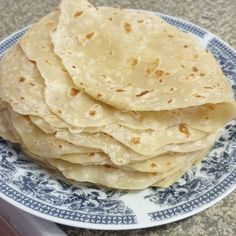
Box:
0;0;235;235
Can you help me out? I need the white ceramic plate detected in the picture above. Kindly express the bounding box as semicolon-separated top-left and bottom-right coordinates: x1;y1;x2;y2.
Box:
0;11;235;230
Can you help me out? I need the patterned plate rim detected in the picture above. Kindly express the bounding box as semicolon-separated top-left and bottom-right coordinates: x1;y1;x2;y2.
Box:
0;10;236;230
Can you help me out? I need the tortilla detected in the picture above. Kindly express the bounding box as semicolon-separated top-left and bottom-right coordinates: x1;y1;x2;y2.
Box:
52;0;234;111
5;108;98;158
0;104;18;143
0;0;235;190
48;158;181;189
126;150;204;173
97;123;207;155
56;129;216;165
0;45;69;129
20;12;236;137
48;148;207;189
153;148;208;187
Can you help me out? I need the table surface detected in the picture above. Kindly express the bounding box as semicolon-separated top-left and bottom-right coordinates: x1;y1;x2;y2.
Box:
0;0;235;235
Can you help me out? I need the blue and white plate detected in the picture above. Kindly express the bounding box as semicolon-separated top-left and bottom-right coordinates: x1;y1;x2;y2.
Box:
0;11;235;230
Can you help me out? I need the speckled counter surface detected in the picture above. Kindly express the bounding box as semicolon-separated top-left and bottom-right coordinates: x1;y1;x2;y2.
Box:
0;0;235;235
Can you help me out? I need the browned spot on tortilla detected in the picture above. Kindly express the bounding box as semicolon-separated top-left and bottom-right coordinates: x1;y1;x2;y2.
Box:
23;115;30;121
20;96;25;100
109;50;115;56
19;77;26;82
70;88;80;96
166;162;171;166
205;116;209;120
167;99;172;103
169;87;174;91
46;22;54;28
203;86;213;89
208;105;215;110
193;54;198;59
29;59;36;64
183;45;188;48
109;17;113;21
185;73;195;80
79;82;84;86
124;22;132;33
130;58;138;67
145;59;160;75
179;123;191;138
57;110;62;114
151;172;158;176
58;144;62;148
130;137;140;144
89;110;96;116
72;65;76;69
136;90;152;97
104;164;115;169
192;66;198;72
89;152;95;156
180;64;186;68
155;69;165;77
159;79;164;83
116;89;125;92
29;82;35;86
97;93;102;98
74;11;84;17
200;73;205;76
86;32;95;39
167;35;174;38
99;74;107;79
61;67;67;72
205;49;209;53
151;163;157;168
194;94;205;98
137;19;144;23
132;111;139;116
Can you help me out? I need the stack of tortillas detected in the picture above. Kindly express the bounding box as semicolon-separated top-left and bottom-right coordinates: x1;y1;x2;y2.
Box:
0;0;235;189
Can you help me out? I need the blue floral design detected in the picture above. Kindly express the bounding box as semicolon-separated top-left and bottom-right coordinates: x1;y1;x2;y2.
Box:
145;121;236;206
0;140;136;224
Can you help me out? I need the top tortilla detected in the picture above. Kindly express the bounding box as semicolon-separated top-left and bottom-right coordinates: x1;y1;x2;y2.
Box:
51;0;234;111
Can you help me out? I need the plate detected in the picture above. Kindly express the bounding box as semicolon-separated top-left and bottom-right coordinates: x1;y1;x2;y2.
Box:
0;11;236;230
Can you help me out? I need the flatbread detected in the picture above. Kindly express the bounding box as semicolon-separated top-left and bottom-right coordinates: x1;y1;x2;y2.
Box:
48;158;181;189
153;148;208;187
6;108;98;158
0;103;18;143
48;148;207;189
0;45;69;129
125;150;204;173
97;123;207;155
20;12;236;136
56;129;216;165
52;0;234;111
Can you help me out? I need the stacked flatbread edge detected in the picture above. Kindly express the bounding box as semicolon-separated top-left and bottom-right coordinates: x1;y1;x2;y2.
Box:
0;0;235;189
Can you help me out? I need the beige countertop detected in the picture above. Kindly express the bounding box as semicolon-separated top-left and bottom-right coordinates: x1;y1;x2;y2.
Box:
0;0;235;235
